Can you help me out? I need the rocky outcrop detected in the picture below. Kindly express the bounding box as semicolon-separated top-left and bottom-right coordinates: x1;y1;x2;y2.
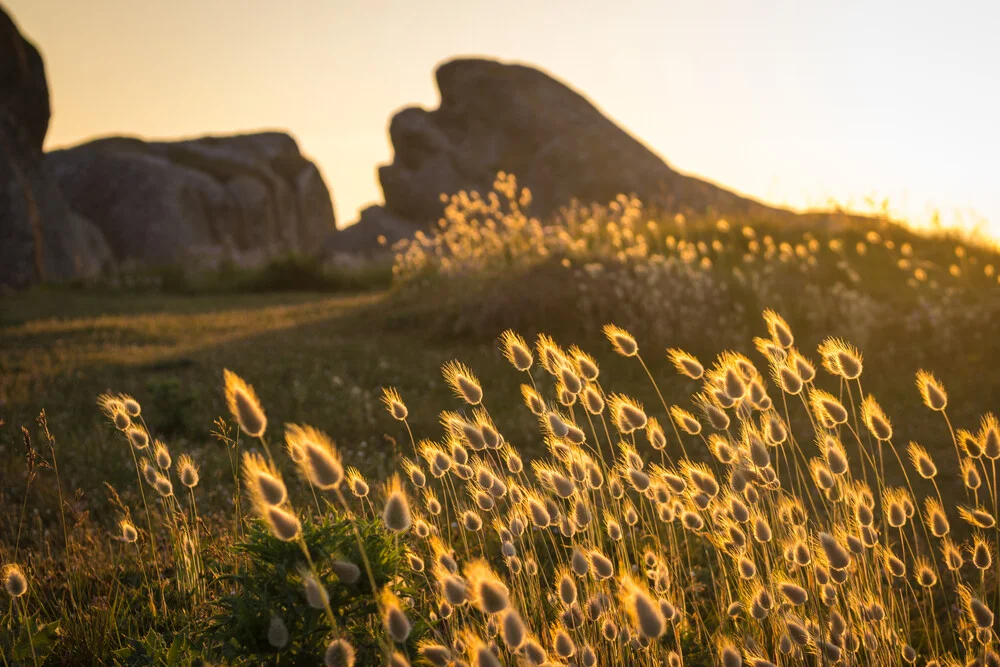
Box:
47;131;336;269
0;6;112;288
325;204;419;257
335;57;799;250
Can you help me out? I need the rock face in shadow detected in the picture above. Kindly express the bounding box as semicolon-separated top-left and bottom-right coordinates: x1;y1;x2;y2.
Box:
334;57;798;251
0;6;112;288
47;132;337;269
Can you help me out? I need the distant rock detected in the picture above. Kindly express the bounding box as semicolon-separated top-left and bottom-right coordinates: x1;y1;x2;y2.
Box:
356;58;798;240
325;204;419;256
0;6;112;289
47;131;336;269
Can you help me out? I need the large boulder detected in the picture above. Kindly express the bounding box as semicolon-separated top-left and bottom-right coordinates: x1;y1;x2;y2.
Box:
47;132;336;269
368;58;795;234
0;6;112;288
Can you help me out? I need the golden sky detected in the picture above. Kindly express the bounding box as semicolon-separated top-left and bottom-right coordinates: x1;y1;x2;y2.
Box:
9;0;999;233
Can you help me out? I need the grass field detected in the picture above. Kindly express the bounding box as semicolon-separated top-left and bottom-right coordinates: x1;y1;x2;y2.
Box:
4;186;1000;664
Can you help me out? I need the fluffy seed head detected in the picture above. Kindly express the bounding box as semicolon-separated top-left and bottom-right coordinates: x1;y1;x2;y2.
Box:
916;370;947;411
286;424;343;490
119;519;138;543
3;563;27;598
153;440;171;469
224;369;267;438
668;348;704;379
465;560;510;614
382;475;412;532
331;559;361;584
242;452;287;508
324;638;355;667
266;506;301;541
267;616;288;648
177;454;199;488
126;427;149;450
382;589;412;643
376;388;407;422
620;574;666;639
603;324;638;356
442;360;483;405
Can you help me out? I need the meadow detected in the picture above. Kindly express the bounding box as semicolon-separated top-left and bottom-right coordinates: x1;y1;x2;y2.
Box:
3;174;1000;665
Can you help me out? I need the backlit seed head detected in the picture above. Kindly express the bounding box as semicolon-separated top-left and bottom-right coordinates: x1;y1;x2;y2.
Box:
980;413;1000;459
916;370;947;411
417;641;451;666
127;427;150;450
914;557;937;588
266;506;301;541
442;360;483;405
959;585;994;629
907;442;937;479
972;535;994;570
603;324;638;356
286;425;346;491
177;454;199;488
961;458;982;490
382;475;412;532
119;519;138;543
242;452;287;508
668;348;704;379
465;560;509;614
346;468;369;498
224;369;267;438
3;563;27;598
861;395;893;441
958;505;996;529
923;498;950;537
521;384;546;416
620;574;665;639
382;589;412;643
381;387;409;420
153;473;173;497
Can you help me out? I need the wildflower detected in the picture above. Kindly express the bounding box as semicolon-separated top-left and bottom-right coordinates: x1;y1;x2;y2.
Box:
224;369;267;437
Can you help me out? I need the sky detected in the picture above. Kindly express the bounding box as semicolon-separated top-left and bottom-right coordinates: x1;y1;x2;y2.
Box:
9;0;1000;233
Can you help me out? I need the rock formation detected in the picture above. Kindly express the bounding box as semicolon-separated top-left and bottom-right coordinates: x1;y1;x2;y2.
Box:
0;6;112;288
47;132;336;269
333;57;800;250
